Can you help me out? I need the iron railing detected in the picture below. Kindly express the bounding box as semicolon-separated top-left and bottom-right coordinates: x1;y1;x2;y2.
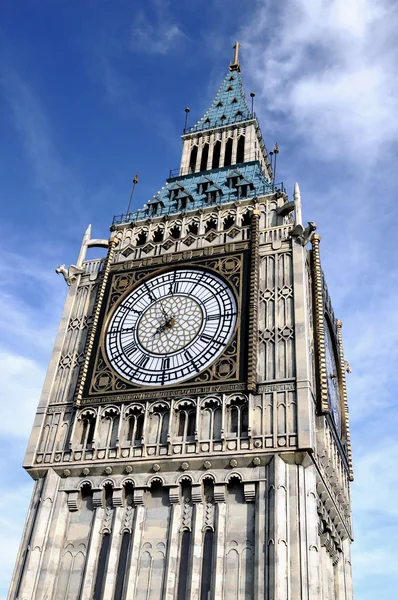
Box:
183;112;258;135
112;181;286;226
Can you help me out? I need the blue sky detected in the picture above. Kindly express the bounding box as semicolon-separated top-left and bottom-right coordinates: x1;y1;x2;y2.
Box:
1;0;397;598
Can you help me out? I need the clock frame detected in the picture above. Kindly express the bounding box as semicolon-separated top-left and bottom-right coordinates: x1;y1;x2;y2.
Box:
82;251;249;401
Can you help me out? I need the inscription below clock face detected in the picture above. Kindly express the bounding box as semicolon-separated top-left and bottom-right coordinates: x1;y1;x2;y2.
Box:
324;319;342;437
105;268;237;386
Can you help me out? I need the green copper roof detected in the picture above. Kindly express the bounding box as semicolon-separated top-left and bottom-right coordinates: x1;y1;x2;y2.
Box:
186;71;252;134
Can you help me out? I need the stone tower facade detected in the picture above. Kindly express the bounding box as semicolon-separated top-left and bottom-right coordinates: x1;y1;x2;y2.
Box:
9;49;354;600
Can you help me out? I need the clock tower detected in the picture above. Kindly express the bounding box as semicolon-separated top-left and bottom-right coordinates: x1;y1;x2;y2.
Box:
9;47;354;600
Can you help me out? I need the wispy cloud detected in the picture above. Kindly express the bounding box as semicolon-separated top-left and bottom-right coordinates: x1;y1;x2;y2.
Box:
240;0;398;164
130;1;186;55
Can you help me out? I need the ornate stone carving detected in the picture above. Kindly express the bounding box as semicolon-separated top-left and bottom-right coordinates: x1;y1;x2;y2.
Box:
56;264;85;286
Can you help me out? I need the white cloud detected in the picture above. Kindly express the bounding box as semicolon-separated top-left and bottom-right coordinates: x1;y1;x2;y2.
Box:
0;351;44;439
240;0;398;163
130;2;186;54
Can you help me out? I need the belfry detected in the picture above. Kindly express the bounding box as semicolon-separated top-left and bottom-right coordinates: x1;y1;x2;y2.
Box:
9;46;354;600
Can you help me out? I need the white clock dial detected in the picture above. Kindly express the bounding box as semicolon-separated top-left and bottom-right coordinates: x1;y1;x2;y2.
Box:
105;268;237;386
324;319;342;437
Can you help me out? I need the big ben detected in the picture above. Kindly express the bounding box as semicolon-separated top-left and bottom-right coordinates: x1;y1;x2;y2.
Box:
8;45;354;600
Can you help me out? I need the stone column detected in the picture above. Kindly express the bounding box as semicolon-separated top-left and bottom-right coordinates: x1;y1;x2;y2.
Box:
164;487;182;600
231;128;238;165
305;464;322;600
195;138;203;173
80;501;105;600
254;479;266;598
124;489;146;598
274;455;288;600
213;483;227;600
343;539;354;600
292;238;314;449
35;487;70;600
219;131;227;168
14;469;60;600
102;506;125;599
207;133;215;170
189;485;204;600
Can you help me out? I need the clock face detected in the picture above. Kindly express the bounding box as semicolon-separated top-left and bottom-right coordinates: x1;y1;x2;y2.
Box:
105;268;237;387
324;319;342;437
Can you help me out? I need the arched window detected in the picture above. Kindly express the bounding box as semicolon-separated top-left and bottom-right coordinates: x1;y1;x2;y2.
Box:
236;135;245;163
224;138;233;166
228;400;249;438
200;144;209;171
79;412;96;449
176;406;196;440
127;412;144;446
189;146;198;173
200;402;221;441
212;140;221;169
148;406;169;445
136;231;147;247
170;224;181;239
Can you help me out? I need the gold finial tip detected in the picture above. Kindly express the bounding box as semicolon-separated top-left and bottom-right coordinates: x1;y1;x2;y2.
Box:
229;42;241;72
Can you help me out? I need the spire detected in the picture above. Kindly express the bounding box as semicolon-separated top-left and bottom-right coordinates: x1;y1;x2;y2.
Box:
187;44;251;134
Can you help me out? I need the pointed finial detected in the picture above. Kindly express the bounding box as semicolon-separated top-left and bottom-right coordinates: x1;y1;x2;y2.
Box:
229;42;241;72
293;182;303;226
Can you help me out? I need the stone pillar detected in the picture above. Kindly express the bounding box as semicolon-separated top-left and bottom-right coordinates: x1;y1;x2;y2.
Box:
35;487;70;600
13;469;60;600
207;133;215;170
219;131;226;168
292;237;314;449
102;506;125;599
124;490;146;598
343;538;354;600
190;485;204;600
80;503;105;600
231;128;238;165
254;479;266;598
274;455;288;600
164;487;182;600
213;483;227;600
195;138;202;173
305;464;322;600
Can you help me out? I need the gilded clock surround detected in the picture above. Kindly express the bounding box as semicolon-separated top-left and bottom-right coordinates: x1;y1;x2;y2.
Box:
83;252;247;401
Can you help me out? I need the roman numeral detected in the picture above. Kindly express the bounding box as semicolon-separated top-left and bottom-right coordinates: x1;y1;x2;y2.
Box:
137;354;150;367
206;313;221;321
123;341;138;356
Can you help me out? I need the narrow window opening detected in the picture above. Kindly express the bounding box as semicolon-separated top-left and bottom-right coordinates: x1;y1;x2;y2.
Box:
136;231;147;247
188;222;199;235
110;416;119;447
153;228;164;243
170;225;181;239
236;136;245;163
87;417;95;447
135;414;144;443
200;144;209;171
178;412;186;437
241;406;249;436
80;419;88;446
227;85;233;91
159;411;169;444
212;141;221;169
230;407;239;434
242;211;251;226
189;146;198;173
216;101;223;107
114;533;131;600
187;411;196;437
224;138;233;167
223;215;235;230
200;530;214;600
232;97;238;104
205;219;217;233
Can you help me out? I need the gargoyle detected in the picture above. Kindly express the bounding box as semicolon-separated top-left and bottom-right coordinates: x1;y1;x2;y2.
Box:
289;221;317;246
56;264;85;286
